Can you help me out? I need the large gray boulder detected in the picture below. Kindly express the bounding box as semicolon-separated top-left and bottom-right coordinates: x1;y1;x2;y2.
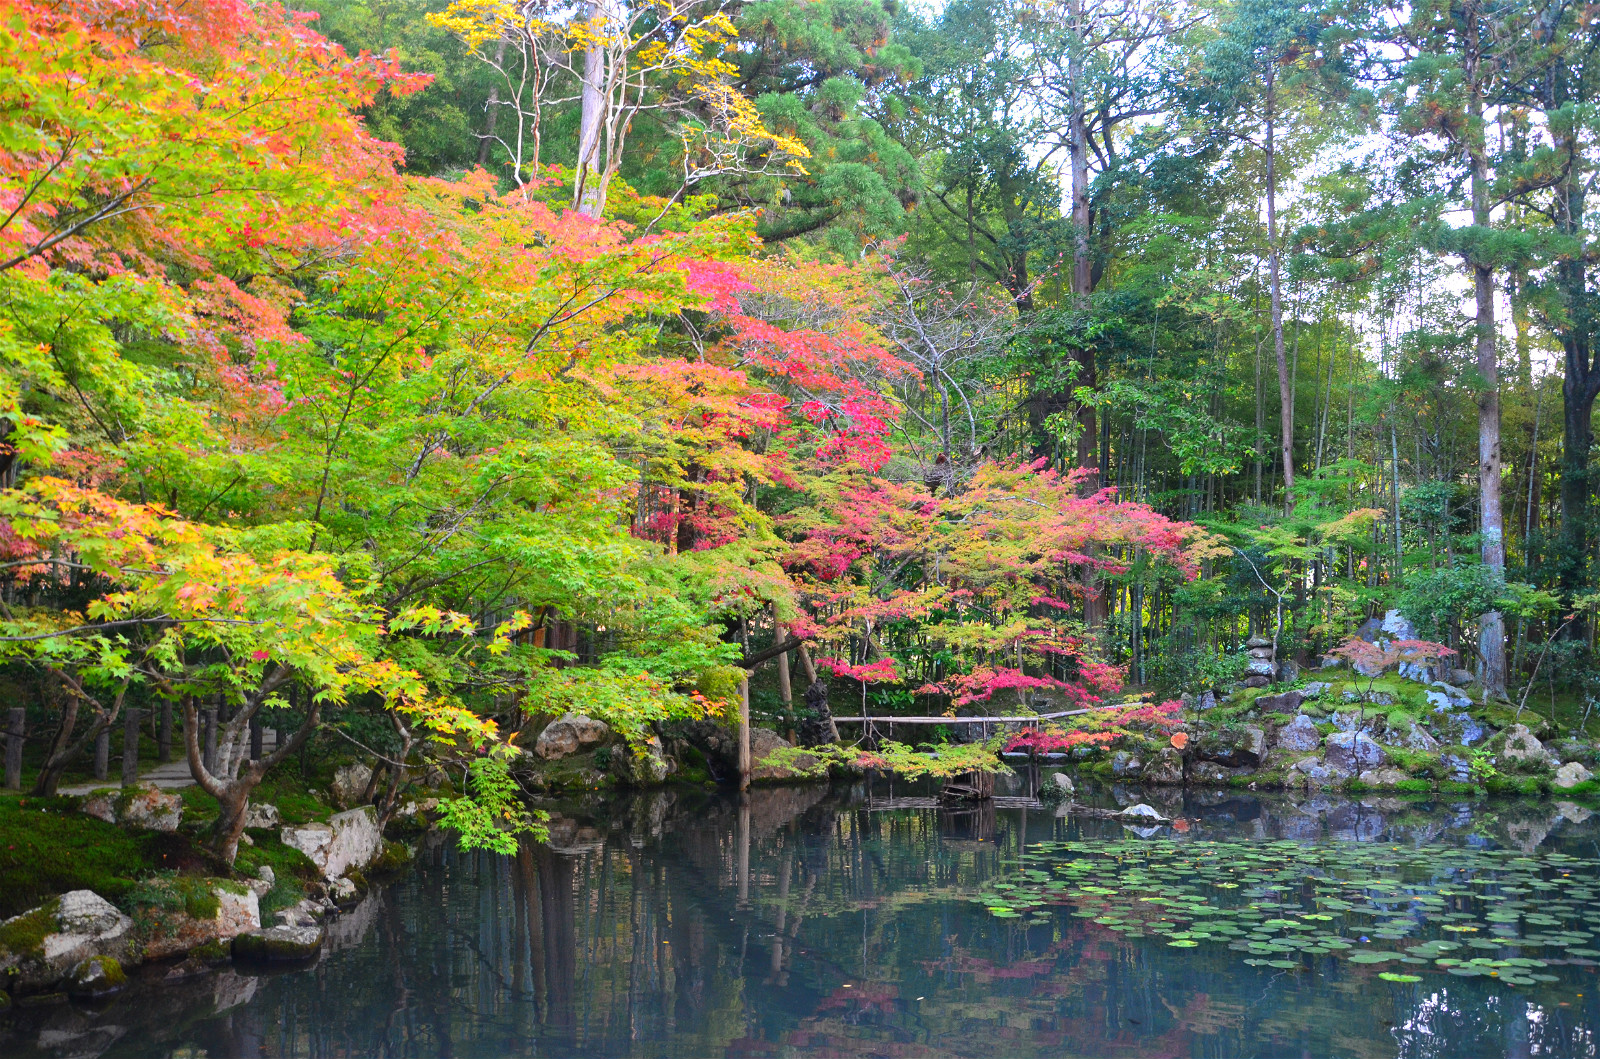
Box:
665;720;814;782
282;806;382;881
1381;609;1418;641
233;924;324;962
1196;725;1266;768
1431;709;1488;746
1275;715;1322;753
1256;690;1303;713
330;763;373;809
1499;724;1547;766
80;783;182;832
1110;750;1144;778
615;735;675;785
1395;722;1440;753
1142;747;1185;785
1190;760;1238;784
1325;731;1387;774
0;891;135;994
1425;684;1473;710
749;728;817;782
244;801;281;829
1555;761;1594;789
135;881;260;961
1291;756;1346;787
535;714;612;759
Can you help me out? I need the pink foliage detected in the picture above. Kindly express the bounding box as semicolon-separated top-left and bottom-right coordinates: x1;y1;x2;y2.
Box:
818;657;900;683
1003;729;1114;755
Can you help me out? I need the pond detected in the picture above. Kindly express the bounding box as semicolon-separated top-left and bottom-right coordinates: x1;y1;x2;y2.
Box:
7;774;1600;1058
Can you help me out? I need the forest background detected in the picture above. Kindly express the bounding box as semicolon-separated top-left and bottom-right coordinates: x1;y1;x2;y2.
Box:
4;0;1599;855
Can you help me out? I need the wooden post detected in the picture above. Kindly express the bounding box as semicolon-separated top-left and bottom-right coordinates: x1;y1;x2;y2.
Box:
738;676;751;791
774;622;792;707
157;700;172;763
121;707;141;787
5;708;23;791
203;706;218;774
93;727;109;781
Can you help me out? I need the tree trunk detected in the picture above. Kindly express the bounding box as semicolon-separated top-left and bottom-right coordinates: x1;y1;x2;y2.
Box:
1560;354;1599;605
774;621;793;706
121;707;141;786
157;699;171;763
574;3;607;216
1067;0;1098;490
32;678;129;796
1265;66;1294;513
93;727;109;781
32;696;78;796
5;708;22;791
185;670;311;864
477;37;509;168
796;643;818;686
1464;15;1507;696
1472;195;1506;693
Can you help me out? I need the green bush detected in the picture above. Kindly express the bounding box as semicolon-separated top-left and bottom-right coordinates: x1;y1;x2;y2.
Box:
1395;778;1433;793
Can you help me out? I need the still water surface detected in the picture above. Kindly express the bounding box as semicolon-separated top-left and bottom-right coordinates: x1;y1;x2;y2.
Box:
9;775;1600;1058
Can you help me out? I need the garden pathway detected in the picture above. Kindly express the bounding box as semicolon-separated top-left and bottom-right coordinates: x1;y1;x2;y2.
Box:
58;731;280;795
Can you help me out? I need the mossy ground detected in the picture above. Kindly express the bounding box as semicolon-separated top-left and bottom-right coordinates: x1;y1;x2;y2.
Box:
0;791;209;918
126;874;224;921
0;784;323;926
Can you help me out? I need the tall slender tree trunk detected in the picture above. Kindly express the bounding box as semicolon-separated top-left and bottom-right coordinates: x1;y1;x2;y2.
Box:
1463;17;1507;696
1549;59;1600;637
477;38;510;168
574;4;607;216
1265;66;1294;514
1068;0;1097;488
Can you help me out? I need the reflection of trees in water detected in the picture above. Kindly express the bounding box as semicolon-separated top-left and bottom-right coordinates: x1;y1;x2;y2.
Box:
24;787;1598;1058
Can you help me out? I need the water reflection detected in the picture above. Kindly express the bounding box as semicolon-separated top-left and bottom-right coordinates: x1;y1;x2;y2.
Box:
6;777;1600;1057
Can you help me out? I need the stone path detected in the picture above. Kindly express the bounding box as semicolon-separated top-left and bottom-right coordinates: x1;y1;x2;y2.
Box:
59;759;199;795
58;733;280;795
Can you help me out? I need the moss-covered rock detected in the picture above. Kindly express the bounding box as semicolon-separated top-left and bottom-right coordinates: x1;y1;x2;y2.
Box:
0;899;59;962
0;891;135;995
232;924;323;962
367;839;411;877
65;954;125;997
125;875;261;961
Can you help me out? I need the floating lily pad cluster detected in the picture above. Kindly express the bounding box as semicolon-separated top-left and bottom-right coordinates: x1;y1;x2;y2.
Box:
975;839;1600;989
